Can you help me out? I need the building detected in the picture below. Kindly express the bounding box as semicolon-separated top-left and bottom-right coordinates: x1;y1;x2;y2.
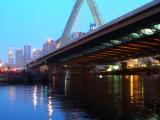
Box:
42;39;56;55
126;57;160;69
32;49;41;60
15;48;23;67
68;32;85;43
24;45;31;64
0;59;2;67
8;46;14;66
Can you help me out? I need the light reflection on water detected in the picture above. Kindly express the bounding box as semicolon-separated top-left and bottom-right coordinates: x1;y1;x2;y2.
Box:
0;74;160;120
33;85;38;109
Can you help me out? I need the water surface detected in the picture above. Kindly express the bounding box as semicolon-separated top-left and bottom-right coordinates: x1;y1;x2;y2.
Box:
0;74;160;120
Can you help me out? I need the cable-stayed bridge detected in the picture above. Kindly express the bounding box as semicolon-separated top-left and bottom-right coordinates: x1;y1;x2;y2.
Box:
57;0;103;47
26;0;160;72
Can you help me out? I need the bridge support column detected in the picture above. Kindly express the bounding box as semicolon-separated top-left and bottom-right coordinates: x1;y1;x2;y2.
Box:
51;65;65;76
47;64;66;80
64;69;71;95
47;65;54;81
65;70;70;80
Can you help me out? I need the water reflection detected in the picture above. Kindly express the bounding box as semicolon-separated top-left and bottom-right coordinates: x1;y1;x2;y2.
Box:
0;73;160;120
68;73;160;119
126;75;144;104
33;85;38;109
48;96;53;120
40;86;44;105
130;75;134;103
9;85;15;102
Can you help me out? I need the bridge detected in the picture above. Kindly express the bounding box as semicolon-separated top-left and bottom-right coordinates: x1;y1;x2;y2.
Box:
26;0;160;74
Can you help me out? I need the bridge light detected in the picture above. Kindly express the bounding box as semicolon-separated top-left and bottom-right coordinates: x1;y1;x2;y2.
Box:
113;65;119;70
33;48;36;52
0;63;3;67
47;38;51;43
64;65;67;68
154;24;160;30
141;28;154;35
99;74;103;79
130;33;141;39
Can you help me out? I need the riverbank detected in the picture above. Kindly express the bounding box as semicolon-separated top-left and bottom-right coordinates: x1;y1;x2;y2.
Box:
98;67;160;75
0;72;49;84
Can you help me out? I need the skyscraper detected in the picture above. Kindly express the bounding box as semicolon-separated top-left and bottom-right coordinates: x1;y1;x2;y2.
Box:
24;45;31;64
68;32;85;43
42;39;56;55
15;48;23;67
8;46;14;66
32;49;41;60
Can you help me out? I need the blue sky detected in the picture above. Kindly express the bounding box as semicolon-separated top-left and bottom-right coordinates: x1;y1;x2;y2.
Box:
0;0;153;63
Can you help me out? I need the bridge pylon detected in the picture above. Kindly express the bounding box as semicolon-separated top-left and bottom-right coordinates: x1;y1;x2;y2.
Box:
57;0;103;48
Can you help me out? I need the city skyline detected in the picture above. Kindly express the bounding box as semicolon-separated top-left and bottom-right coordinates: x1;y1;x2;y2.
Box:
0;0;153;62
4;38;56;66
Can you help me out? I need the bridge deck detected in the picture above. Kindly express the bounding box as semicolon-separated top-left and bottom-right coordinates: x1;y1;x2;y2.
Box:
27;1;160;68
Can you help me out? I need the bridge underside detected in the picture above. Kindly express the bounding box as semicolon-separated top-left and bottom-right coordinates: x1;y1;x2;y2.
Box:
67;33;160;64
33;21;160;68
55;22;160;65
50;3;160;65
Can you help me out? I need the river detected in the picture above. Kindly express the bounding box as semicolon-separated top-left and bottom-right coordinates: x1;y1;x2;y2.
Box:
0;74;160;120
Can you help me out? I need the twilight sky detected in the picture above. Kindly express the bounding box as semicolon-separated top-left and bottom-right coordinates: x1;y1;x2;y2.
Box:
0;0;153;63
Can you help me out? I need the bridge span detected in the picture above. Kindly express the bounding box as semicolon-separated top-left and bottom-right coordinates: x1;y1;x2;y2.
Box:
26;1;160;74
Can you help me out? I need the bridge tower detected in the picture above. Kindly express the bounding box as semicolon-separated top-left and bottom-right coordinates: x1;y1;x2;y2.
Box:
57;0;103;47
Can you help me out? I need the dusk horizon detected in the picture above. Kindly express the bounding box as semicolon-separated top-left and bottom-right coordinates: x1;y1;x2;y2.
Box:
0;0;152;63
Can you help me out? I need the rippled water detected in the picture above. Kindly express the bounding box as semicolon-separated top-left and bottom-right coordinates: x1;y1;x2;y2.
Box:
0;74;160;120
